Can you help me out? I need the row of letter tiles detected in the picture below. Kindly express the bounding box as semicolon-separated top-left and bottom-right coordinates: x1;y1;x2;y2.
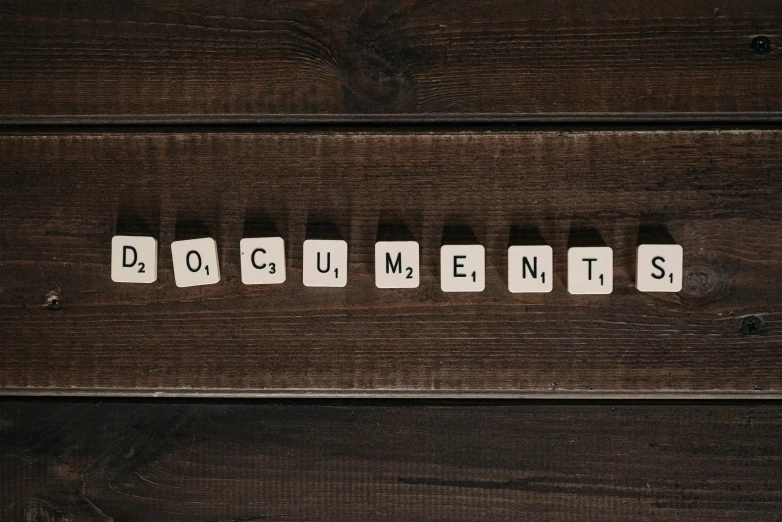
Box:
111;236;684;293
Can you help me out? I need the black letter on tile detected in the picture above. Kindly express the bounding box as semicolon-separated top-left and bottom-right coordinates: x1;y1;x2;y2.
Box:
386;252;402;274
583;258;597;280
454;255;467;277
251;248;267;270
186;251;202;272
317;252;331;273
651;256;666;279
122;246;138;267
522;257;537;279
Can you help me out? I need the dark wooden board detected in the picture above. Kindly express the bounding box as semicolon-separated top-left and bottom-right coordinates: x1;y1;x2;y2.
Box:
1;400;781;521
0;0;780;121
0;129;780;396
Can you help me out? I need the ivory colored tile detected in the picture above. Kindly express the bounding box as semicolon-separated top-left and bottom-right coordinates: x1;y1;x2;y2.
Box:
567;246;613;294
441;244;485;292
303;239;347;287
636;244;683;292
375;241;419;288
508;245;553;293
171;237;221;288
111;235;157;283
240;237;286;285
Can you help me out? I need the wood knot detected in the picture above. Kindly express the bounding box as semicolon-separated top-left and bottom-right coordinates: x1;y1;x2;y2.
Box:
340;43;415;112
680;265;721;299
24;502;55;522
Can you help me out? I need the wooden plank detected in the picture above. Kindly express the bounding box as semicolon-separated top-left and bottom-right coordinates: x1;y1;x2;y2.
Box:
0;0;780;121
1;400;781;520
0;129;780;395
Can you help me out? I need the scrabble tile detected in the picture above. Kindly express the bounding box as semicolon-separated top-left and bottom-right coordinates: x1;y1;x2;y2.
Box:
441;244;485;292
508;245;553;293
111;235;158;283
171;237;221;287
567;246;613;294
375;241;420;288
240;237;286;285
303;239;347;287
636;244;683;292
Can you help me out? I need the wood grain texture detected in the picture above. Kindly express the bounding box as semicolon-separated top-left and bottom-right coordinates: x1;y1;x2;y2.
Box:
0;0;780;121
0;129;780;395
1;400;781;521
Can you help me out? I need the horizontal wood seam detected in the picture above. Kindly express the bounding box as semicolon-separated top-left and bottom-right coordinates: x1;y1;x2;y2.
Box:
3;113;782;127
2;388;781;400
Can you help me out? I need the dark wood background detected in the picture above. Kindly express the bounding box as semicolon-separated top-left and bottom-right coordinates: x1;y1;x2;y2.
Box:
1;0;782;519
1;129;780;395
0;0;779;121
2;400;782;521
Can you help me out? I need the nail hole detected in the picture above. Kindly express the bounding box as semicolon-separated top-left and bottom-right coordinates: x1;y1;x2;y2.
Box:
45;291;62;311
751;36;771;55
